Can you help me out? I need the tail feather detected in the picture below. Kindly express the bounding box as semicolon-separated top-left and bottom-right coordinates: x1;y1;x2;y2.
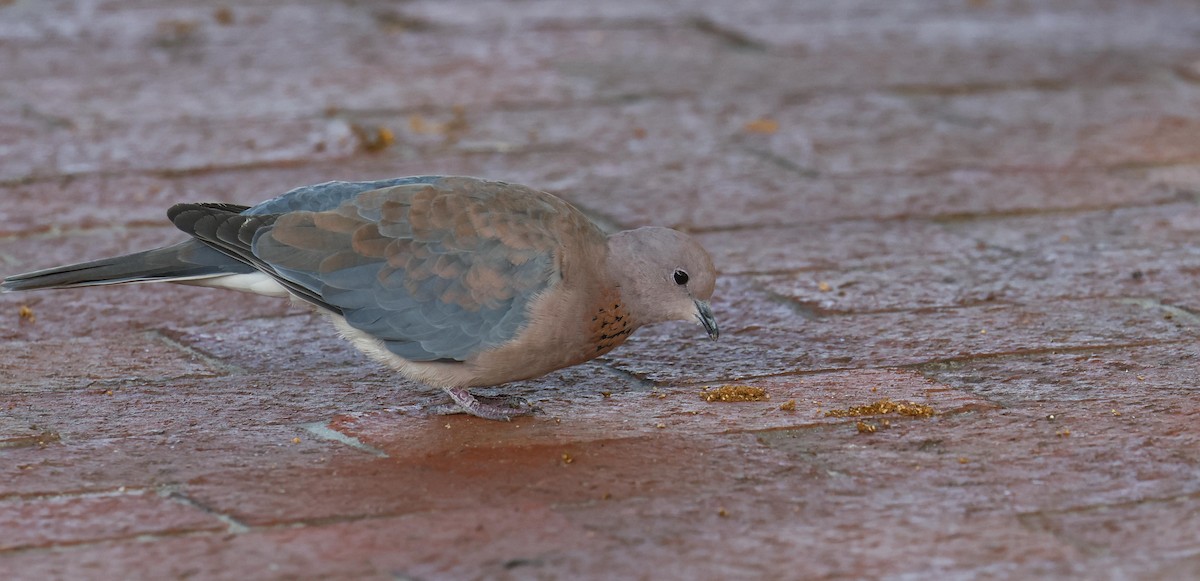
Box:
1;240;254;292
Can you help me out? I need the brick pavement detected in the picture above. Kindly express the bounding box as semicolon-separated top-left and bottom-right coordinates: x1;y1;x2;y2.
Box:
2;0;1200;579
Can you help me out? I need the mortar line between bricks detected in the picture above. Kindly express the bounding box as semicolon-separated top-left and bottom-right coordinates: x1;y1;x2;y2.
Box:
597;362;659;390
1016;488;1200;534
0;157;323;188
158;484;251;534
0;528;231;557
686;195;1193;235
1021;492;1200;521
0;477;681;556
300;422;390;458
782;76;1172;101
42;91;693;137
904;339;1196;369
1118;298;1200;325
647;338;1192;387
144;330;245;376
331;90;694;118
686;15;770;51
0;486;152;505
0;222;164;243
0;140;592;188
746;286;1200;320
739;145;822;178
925;197;1194;226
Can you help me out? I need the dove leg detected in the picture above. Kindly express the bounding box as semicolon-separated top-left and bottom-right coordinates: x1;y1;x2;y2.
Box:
437;387;537;421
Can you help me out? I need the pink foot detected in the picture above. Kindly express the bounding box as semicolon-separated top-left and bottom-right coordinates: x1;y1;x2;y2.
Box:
432;387;539;421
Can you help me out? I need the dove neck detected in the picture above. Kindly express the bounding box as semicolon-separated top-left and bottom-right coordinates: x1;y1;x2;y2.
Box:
604;229;662;326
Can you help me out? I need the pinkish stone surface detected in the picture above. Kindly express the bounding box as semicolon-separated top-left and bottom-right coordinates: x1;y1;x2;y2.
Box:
3;0;1200;579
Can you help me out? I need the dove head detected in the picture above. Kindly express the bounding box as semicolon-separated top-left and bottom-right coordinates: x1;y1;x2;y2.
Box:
606;227;719;340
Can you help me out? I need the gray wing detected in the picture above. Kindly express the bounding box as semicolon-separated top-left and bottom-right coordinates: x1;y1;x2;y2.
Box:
172;176;598;362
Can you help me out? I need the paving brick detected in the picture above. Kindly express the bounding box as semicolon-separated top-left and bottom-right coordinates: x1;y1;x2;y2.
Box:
700;0;1200;89
755;245;1200;312
920;342;1200;405
941;200;1200;253
0;427;353;499
0;491;224;552
0;158;481;237
748;86;1200;175
0;502;602;581
605;278;1200;383
0;271;290;339
561;153;1178;230
696;219;987;275
0;367;412;443
1021;495;1200;567
0;331;218;389
743;202;1200;312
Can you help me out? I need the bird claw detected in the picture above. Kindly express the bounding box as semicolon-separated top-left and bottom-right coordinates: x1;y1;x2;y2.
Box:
432;388;541;421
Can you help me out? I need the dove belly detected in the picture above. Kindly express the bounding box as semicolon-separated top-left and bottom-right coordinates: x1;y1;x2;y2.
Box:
324;285;615;389
177;273;290;297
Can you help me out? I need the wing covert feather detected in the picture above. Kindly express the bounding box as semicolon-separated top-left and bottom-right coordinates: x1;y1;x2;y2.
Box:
250;177;603;362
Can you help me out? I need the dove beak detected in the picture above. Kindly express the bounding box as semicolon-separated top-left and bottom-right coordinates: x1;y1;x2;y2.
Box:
695;300;719;341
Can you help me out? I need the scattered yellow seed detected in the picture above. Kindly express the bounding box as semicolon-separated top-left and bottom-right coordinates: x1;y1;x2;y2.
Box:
655;422;666;429
701;385;769;403
18;305;35;323
561;452;574;465
1136;375;1146;381
958;457;970;464
856;420;877;434
351;124;395;152
743;118;779;134
1111;409;1121;416
1057;429;1071;437
105;390;113;396
817;281;832;292
444;423;451;429
600;391;612;398
291;437;301;444
779;399;797;412
980;329;987;334
718;507;729;517
824;399;936;418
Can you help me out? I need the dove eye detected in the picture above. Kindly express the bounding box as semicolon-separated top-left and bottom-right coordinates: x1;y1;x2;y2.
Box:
673;269;689;285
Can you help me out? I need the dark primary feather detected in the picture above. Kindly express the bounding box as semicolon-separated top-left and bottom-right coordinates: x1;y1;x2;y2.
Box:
0;203;258;293
168;203;339;312
0;240;253;292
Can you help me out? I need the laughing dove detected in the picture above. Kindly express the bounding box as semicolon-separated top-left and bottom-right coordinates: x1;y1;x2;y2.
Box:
2;176;719;420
